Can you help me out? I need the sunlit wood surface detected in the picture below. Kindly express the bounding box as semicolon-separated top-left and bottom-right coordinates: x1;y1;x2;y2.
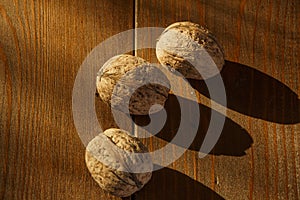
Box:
0;0;299;199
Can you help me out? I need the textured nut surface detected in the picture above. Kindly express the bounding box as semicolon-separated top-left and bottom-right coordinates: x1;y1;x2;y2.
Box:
96;54;170;115
156;21;225;80
85;128;152;197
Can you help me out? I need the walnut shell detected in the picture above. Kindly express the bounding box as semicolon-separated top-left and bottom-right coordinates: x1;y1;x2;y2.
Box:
156;21;225;80
96;54;170;115
85;128;153;197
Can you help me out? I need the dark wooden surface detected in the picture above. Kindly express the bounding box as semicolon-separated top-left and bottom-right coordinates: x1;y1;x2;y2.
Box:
0;0;299;199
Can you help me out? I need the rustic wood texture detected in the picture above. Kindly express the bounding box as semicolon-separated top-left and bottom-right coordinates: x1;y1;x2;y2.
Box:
0;0;299;200
0;1;134;199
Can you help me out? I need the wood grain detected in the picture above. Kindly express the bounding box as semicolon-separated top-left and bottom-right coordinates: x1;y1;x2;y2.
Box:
134;0;300;200
0;0;134;199
0;0;299;200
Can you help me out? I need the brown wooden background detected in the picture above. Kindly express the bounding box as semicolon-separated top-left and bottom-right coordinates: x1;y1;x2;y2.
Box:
0;0;299;199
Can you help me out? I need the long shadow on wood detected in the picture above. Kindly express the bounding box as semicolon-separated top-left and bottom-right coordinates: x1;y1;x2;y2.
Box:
135;166;225;200
188;60;300;124
133;94;253;156
96;91;253;156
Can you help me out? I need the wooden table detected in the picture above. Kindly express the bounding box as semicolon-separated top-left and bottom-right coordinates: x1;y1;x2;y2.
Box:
0;0;299;199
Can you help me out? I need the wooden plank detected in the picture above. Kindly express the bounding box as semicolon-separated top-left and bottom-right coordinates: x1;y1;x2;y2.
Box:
0;0;299;199
135;0;300;200
0;0;134;199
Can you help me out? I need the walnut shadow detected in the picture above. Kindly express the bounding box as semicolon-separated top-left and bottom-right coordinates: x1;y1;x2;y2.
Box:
133;95;253;156
96;93;253;156
188;60;300;124
130;166;225;200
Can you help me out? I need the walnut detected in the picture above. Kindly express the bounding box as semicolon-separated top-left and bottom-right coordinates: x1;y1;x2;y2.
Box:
85;128;152;197
156;21;225;80
96;54;170;115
